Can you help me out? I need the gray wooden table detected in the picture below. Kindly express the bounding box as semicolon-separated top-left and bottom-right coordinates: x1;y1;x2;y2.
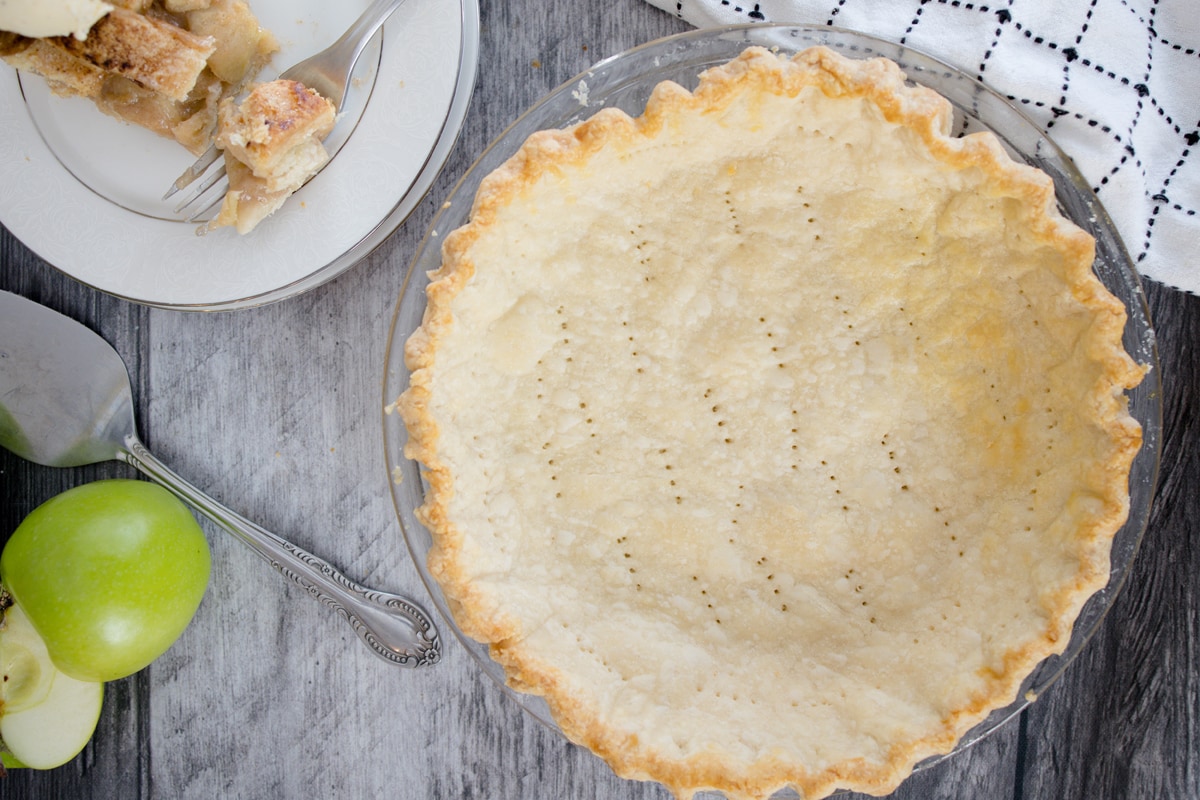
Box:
2;1;1198;798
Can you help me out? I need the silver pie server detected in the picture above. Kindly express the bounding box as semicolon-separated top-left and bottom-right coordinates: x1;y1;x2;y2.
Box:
0;290;439;668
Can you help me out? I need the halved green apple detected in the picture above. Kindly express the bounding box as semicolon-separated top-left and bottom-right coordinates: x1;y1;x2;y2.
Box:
0;603;103;770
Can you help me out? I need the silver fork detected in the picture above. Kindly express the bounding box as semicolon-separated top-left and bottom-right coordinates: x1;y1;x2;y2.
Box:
165;0;410;221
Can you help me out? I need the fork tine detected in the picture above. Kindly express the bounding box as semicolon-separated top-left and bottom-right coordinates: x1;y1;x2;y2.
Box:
184;191;226;226
172;161;227;219
163;144;221;200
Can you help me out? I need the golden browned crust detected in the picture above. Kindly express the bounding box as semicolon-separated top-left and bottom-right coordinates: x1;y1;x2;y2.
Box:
51;7;214;101
1;36;107;96
208;78;335;233
214;78;335;178
400;45;1145;800
0;31;27;57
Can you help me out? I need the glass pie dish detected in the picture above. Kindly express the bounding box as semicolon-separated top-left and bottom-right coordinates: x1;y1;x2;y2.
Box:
382;22;1162;785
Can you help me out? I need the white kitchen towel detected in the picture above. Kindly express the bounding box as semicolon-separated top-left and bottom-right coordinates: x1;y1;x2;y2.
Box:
643;0;1199;294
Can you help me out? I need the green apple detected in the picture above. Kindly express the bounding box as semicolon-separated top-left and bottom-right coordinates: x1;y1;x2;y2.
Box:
0;603;103;769
1;479;211;682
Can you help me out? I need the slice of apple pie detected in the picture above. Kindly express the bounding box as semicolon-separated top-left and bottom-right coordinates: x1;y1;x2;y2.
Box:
1;0;339;233
1;0;277;156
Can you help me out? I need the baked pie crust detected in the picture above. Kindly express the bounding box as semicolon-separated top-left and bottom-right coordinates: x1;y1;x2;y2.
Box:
399;46;1145;800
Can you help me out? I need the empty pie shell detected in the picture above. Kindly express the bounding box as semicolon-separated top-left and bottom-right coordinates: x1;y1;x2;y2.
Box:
398;44;1146;800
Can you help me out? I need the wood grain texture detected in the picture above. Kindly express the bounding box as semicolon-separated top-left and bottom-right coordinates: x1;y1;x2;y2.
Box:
1;2;1197;799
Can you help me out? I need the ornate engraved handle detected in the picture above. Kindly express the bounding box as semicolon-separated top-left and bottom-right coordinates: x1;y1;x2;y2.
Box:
120;436;439;667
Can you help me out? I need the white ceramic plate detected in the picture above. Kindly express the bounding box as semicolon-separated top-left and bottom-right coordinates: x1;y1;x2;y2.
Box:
0;0;479;309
